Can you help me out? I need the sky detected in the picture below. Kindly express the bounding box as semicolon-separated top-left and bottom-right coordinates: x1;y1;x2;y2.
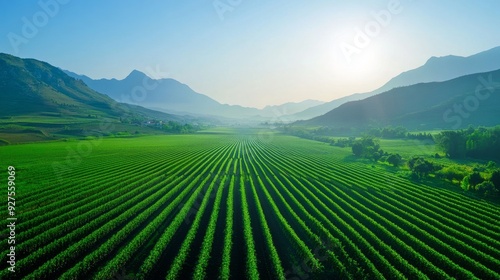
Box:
1;1;500;109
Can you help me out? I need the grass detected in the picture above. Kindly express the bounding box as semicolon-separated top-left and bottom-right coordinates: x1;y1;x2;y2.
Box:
379;138;438;158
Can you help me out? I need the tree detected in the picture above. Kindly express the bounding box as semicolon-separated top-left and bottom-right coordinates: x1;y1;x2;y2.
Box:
487;161;496;169
468;172;484;187
408;157;437;178
466;126;500;160
352;142;363;157
387;153;402;167
434;131;466;158
351;137;380;160
407;156;419;170
490;170;500;192
413;159;434;178
475;181;496;196
435;165;467;182
461;172;484;190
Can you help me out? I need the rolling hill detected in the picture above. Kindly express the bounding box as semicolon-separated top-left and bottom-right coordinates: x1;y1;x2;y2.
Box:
301;68;500;130
292;46;500;120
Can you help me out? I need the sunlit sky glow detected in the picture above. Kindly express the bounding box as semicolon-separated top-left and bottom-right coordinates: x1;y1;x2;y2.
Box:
1;1;500;108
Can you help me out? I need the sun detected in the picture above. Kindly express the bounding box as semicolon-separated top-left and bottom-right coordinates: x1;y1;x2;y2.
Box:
326;43;386;94
344;48;380;76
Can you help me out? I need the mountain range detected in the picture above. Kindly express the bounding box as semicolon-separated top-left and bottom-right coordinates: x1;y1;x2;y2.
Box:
301;69;500;130
65;46;500;122
292;46;500;120
64;70;324;121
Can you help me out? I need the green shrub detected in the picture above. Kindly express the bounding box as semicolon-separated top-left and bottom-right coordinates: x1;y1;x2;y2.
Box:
490;170;500;191
475;181;496;196
386;153;402;167
461;172;484;191
435;165;469;182
408;156;440;178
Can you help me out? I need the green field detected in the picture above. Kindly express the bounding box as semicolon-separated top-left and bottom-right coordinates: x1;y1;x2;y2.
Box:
1;129;500;279
379;139;438;158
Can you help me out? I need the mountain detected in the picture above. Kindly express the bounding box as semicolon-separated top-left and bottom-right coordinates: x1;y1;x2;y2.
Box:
291;93;370;120
0;53;193;143
0;53;184;121
64;70;322;121
261;100;324;119
64;70;263;119
0;53;116;117
292;46;500;120
301;69;500;130
64;70;223;114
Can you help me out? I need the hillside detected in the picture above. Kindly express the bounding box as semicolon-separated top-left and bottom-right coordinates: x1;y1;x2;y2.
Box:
0;53;193;143
292;46;500;120
0;53;119;117
301;69;500;130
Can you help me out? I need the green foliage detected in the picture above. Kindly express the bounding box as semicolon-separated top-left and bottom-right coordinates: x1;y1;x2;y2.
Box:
240;174;260;280
461;172;484;191
406;132;434;141
332;137;356;147
352;142;363;157
351;137;381;160
488;169;500;192
487;161;497;169
408;157;440;179
435;126;500;160
435;130;467;158
367;126;408;139
435;165;469;182
475;181;496;196
162;121;196;133
220;176;235;280
466;127;500;159
386;153;402;167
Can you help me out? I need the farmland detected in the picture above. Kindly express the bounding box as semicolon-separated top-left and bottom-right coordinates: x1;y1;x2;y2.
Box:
1;128;500;279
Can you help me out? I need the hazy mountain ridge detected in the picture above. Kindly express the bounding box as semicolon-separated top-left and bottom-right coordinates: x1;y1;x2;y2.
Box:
292;46;500;120
301;68;500;130
262;99;325;116
64;70;323;121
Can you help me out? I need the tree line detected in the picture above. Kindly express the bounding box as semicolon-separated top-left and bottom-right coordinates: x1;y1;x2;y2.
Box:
435;126;500;160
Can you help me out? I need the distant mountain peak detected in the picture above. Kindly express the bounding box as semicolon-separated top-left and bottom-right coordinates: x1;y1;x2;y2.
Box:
424;55;461;65
302;68;500;129
125;69;149;81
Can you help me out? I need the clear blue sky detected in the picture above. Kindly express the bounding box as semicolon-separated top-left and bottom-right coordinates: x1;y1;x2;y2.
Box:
1;0;500;108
